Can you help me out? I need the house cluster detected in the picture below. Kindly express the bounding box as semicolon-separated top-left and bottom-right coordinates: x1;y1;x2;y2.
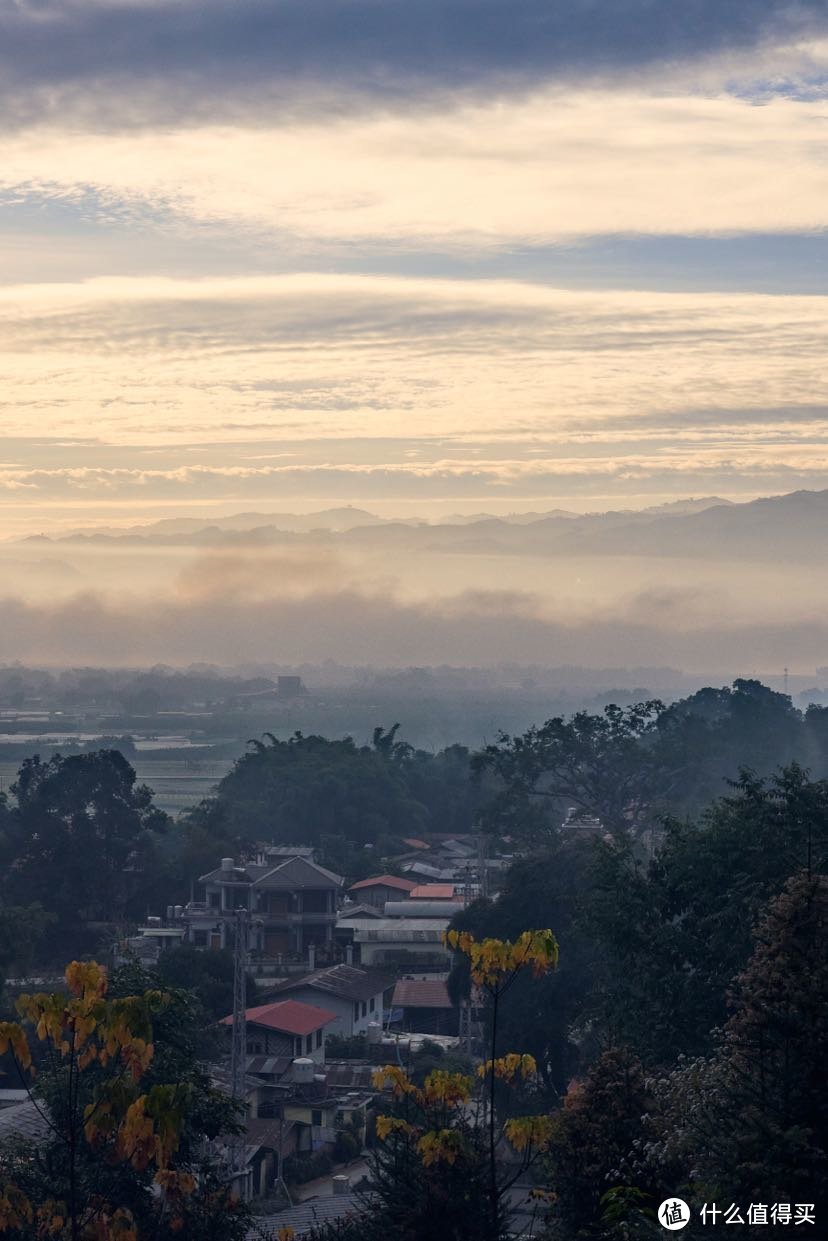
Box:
214;964;390;1200
118;832;514;1214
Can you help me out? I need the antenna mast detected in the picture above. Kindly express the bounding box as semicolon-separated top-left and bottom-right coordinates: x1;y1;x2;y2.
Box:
230;906;249;1177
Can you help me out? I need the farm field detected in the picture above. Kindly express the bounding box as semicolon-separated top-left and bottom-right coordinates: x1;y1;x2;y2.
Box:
0;755;233;815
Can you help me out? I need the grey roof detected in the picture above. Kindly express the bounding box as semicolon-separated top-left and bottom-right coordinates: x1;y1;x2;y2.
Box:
0;1098;51;1143
323;1062;377;1089
254;856;343;890
201;856;343;890
248;1193;369;1238
337;902;384;919
271;964;395;1005
246;1054;292;1078
383;900;464;919
246;1116;296;1152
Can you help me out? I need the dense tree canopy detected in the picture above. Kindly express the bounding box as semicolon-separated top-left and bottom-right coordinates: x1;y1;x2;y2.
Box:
1;751;170;960
180;728;487;876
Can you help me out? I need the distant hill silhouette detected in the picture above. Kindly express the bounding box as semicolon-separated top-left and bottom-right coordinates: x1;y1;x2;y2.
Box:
21;490;826;561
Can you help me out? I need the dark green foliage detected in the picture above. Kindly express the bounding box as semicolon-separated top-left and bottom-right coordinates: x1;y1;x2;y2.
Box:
183;730;431;856
636;873;828;1228
406;1039;473;1087
541;1048;652;1240
586;766;828;1064
325;1032;368;1060
448;834;597;1094
0;902;55;985
151;942;255;1024
476;700;667;837
477;679;828;843
283;1148;334;1185
1;750;170;959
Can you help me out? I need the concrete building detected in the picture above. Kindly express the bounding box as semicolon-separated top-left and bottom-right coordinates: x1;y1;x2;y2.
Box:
345;917;453;969
185;854;343;961
268;964;395;1038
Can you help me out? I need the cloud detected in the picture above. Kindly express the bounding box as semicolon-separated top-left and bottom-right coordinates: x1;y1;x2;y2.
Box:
3;89;828;246
0;575;826;674
0;1;824;128
0;273;828;519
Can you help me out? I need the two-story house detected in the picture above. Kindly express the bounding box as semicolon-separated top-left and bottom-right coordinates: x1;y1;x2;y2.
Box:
185;854;343;960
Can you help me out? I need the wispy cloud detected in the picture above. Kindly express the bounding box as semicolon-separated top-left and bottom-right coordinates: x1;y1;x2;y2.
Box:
3;90;828;246
0;274;827;517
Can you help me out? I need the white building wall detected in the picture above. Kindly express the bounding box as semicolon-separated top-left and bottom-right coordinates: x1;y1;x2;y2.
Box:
281;985;383;1037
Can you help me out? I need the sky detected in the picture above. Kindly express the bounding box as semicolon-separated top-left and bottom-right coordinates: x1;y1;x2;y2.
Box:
2;0;828;672
1;0;827;537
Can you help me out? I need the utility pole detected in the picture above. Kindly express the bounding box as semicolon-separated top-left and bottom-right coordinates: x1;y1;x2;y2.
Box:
230;906;249;1184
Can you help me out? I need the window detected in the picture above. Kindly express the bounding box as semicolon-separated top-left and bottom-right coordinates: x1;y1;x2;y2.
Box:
193;930;208;947
369;997;375;1012
353;1002;359;1020
361;1001;367;1017
316;1029;322;1049
208;892;220;909
311;1110;322;1127
294;1038;302;1057
305;1034;313;1054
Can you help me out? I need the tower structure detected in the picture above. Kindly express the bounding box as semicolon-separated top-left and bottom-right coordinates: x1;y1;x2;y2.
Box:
230;906;249;1175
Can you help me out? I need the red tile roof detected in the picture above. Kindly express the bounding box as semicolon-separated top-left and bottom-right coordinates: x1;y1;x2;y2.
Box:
220;999;338;1037
392;980;453;1010
348;874;416;893
409;884;456;900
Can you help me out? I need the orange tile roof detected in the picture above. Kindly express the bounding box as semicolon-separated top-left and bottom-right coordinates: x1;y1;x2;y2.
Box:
392;980;452;1009
409;884;456;900
348;874;416;893
220;999;337;1037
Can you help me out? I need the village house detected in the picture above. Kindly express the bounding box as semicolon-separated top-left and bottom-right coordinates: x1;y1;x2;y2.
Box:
184;853;343;961
345;874;416;908
268;963;395;1038
220;998;338;1062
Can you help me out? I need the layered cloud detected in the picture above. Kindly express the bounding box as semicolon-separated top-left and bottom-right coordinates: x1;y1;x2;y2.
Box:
3;89;828;247
2;0;827;561
0;0;825;128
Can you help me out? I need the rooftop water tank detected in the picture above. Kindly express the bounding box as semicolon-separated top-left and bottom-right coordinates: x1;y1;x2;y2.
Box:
292;1057;315;1084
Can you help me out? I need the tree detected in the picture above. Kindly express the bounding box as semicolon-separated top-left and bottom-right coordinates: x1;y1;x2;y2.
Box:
181;731;430;861
540;1048;653;1240
476;701;666;838
447;835;597;1096
0;904;55;988
3;751;170;959
638;872;828;1230
0;960;247;1241
308;931;559;1241
584;765;828;1064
